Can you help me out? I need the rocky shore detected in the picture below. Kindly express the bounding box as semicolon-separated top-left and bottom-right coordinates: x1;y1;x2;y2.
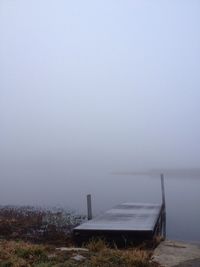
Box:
153;240;200;267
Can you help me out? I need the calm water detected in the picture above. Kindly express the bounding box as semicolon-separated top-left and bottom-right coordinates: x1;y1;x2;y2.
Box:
67;173;200;242
2;170;200;242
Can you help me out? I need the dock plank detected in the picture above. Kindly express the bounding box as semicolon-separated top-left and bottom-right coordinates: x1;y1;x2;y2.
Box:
74;202;162;232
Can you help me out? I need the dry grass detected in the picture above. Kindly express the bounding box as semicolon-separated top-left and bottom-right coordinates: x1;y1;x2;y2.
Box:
85;238;109;252
0;206;85;245
87;240;155;267
0;240;50;267
0;206;161;266
0;239;159;267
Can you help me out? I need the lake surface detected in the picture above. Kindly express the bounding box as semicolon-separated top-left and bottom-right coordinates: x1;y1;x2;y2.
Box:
66;173;200;242
1;169;200;242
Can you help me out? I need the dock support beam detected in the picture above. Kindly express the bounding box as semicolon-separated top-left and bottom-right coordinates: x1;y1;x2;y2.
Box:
161;173;166;239
87;194;92;220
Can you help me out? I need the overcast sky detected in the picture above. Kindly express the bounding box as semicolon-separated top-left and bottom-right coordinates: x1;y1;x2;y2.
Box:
0;1;200;206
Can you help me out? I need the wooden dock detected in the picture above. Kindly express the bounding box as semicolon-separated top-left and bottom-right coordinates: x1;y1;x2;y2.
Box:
74;202;164;245
74;174;166;245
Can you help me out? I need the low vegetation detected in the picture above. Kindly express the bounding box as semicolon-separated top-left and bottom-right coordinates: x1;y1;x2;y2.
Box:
0;206;85;244
0;239;159;267
0;206;160;266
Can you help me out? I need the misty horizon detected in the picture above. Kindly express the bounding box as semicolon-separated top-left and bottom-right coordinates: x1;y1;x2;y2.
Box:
1;0;200;241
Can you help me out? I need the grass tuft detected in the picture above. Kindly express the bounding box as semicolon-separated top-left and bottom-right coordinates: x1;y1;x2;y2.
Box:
85;238;109;252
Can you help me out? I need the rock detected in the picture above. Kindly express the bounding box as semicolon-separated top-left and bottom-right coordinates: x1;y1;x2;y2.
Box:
56;247;89;252
71;254;86;261
153;240;200;267
47;253;56;259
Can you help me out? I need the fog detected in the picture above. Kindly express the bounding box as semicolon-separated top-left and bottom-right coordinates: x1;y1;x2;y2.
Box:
0;1;200;240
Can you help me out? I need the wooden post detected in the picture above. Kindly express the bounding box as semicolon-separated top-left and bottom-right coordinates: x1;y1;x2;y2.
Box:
160;173;166;239
87;194;92;220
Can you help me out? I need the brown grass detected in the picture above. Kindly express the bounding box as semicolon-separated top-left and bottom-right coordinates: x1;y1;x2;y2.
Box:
0;206;85;245
85;238;109;252
86;240;155;267
0;239;159;267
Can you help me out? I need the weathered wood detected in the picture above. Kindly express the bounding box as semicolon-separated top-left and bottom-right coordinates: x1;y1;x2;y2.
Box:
161;173;165;208
87;194;92;220
160;173;166;239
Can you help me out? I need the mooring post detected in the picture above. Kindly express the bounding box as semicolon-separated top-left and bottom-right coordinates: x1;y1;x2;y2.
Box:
160;173;166;239
87;194;92;220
